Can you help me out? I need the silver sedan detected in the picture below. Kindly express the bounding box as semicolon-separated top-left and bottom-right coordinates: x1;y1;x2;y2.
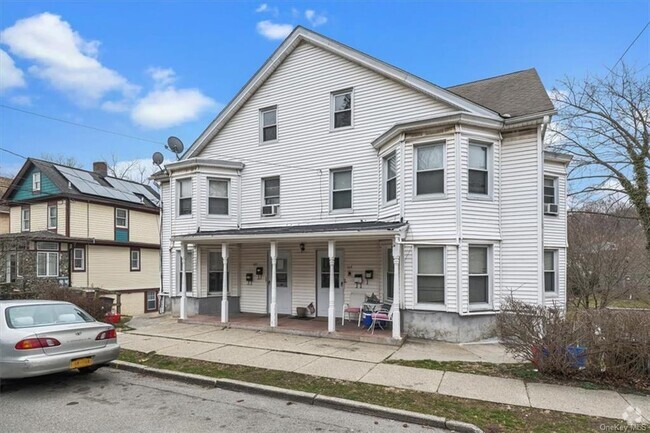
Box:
0;300;120;379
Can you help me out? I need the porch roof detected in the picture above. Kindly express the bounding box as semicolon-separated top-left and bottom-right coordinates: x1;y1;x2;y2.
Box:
174;220;407;243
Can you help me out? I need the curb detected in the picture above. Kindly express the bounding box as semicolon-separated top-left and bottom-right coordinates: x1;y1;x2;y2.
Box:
109;360;483;433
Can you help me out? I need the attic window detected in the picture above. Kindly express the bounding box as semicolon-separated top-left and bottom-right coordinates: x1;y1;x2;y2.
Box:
332;89;353;129
32;172;41;192
260;106;277;143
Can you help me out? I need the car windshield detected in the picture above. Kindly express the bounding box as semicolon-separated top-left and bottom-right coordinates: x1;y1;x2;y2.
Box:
6;304;95;328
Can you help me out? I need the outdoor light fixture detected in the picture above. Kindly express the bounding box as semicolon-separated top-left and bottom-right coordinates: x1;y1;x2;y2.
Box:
299;243;305;252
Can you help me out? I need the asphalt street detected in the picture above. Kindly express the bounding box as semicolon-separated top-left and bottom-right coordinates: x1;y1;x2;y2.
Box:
0;367;446;433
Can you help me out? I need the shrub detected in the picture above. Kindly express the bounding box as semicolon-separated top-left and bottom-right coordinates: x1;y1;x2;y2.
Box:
497;298;650;389
36;283;110;322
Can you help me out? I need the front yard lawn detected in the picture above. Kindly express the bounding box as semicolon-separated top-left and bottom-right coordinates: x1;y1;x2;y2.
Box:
119;349;620;433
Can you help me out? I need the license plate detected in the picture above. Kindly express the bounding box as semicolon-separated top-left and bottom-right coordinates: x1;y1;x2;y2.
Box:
70;357;93;369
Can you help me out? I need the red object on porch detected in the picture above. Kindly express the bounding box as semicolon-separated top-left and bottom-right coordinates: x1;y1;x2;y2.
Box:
105;312;121;324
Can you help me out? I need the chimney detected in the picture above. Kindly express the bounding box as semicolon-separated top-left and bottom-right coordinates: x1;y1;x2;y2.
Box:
93;161;108;177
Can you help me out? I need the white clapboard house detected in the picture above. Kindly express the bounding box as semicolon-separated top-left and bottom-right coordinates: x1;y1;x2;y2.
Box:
153;27;570;342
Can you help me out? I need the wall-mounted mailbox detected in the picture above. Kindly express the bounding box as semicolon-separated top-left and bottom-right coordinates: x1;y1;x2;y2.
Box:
256;267;264;278
365;270;374;280
246;273;254;284
354;274;363;284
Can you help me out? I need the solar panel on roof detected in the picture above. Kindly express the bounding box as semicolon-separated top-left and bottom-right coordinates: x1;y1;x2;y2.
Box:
55;165;142;204
105;177;159;205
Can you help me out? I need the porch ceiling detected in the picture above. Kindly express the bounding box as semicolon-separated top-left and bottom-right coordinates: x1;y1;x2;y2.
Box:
173;220;407;244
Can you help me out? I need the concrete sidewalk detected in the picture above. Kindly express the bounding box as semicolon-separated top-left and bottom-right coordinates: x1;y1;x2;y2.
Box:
119;316;650;422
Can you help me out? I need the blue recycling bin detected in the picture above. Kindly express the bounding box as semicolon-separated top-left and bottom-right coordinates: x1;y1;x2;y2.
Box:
362;312;373;328
567;345;587;369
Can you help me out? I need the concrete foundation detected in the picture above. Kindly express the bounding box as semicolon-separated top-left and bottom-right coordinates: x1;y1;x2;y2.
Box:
403;311;497;343
167;296;241;318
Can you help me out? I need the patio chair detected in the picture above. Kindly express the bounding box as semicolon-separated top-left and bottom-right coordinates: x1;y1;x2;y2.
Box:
341;292;366;326
368;303;395;334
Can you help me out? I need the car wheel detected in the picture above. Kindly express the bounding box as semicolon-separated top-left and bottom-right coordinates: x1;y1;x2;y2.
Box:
78;366;101;374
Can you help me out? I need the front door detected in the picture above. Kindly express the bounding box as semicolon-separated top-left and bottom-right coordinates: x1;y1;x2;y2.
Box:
317;250;344;317
268;252;291;315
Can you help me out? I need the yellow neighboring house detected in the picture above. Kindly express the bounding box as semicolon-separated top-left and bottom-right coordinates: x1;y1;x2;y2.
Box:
0;176;11;234
1;158;161;315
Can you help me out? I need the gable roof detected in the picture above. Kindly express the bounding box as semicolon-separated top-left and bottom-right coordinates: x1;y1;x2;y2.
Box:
2;158;160;210
184;26;503;159
447;68;555;118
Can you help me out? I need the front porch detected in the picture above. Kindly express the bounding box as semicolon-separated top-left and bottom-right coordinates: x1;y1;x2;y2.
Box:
181;312;404;345
172;221;407;342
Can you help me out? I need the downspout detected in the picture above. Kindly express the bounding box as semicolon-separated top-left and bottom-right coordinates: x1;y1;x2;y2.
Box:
237;169;242;228
399;133;406;222
497;132;503;309
537;122;546;306
157;181;164;313
454;124;463;315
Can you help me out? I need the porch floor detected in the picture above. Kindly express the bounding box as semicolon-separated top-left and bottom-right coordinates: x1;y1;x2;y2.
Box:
182;313;404;346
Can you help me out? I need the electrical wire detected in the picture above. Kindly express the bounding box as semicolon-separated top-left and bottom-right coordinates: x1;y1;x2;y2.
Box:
611;20;650;70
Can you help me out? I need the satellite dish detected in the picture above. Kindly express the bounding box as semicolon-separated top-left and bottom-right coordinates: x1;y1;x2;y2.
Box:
152;151;164;166
167;136;184;156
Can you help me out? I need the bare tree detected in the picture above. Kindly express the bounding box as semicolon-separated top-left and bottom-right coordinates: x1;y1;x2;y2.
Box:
40;153;84;168
550;64;650;251
105;154;152;185
568;202;648;309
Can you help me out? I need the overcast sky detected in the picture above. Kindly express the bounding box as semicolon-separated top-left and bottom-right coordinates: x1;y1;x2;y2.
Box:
1;1;648;176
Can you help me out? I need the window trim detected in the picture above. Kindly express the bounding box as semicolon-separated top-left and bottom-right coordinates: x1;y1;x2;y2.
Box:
207;178;230;217
468;244;492;311
261;176;281;217
415;246;446;309
330;88;354;131
72;247;86;272
144;290;158;313
207;249;226;295
177;249;194;293
330;167;353;213
544;249;558;296
115;208;129;229
177;178;193;217
384;152;397;205
47;203;58;230
36;251;59;278
259;105;278;144
414;142;446;199
21;206;30;232
32;172;41;192
130;247;141;272
467;141;493;199
544;176;559;216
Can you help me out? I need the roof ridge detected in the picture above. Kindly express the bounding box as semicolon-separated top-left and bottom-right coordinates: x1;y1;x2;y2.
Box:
30;157;152;187
447;68;537;89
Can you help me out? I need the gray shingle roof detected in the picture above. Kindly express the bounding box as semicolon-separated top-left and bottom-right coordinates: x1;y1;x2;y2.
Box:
447;68;555;118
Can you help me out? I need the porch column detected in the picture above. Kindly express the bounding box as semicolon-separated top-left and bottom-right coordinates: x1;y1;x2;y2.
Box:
270;241;278;327
328;240;336;333
221;243;229;323
392;236;402;340
180;242;187;320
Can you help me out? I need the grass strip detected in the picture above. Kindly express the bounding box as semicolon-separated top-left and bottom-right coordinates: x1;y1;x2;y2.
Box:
119;349;620;433
385;359;649;395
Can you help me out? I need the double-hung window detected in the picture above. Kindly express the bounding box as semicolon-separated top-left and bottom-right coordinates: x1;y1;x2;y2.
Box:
260;106;277;142
331;168;352;211
208;179;229;215
73;247;85;271
415;144;444;195
385;153;397;203
468;142;490;195
115;208;128;229
544;177;558;215
178;250;193;293
32;172;41;192
417;247;445;304
385;247;394;301
262;177;280;216
130;248;141;271
208;251;225;293
469;245;490;306
21;207;30;232
47;204;58;230
544;250;557;293
36;242;59;277
145;291;157;312
332;89;352;129
178;179;192;216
